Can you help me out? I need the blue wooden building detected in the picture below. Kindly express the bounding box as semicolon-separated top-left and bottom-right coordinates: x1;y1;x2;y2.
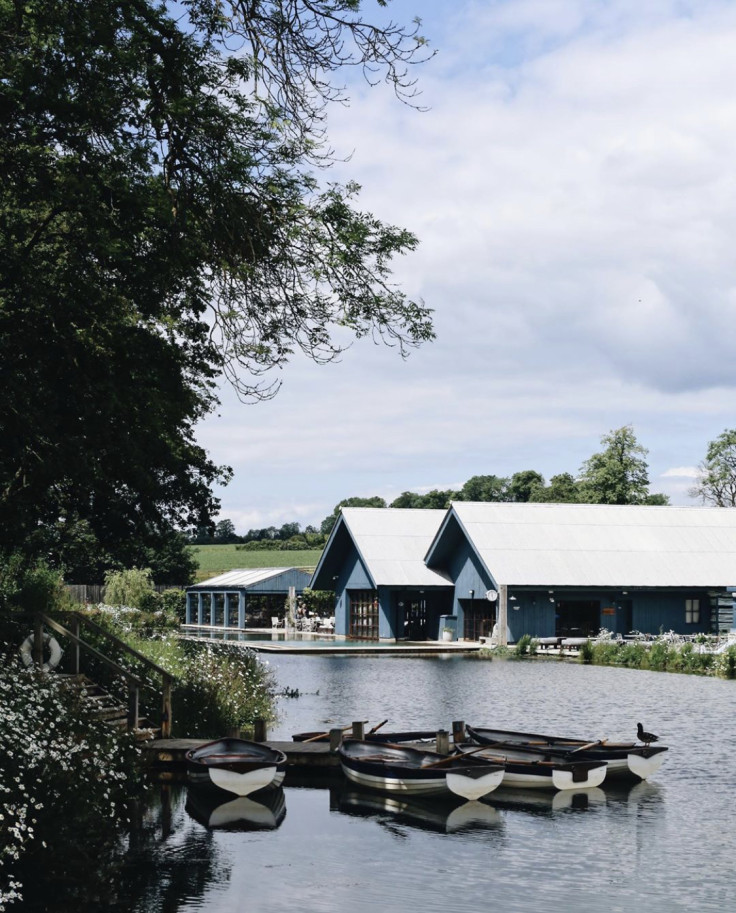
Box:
311;503;736;642
184;567;312;630
310;508;453;640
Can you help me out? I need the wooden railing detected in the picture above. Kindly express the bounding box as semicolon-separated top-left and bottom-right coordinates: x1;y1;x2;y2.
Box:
32;612;173;737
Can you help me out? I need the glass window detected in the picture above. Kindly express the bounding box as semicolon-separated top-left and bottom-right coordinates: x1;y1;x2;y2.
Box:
685;598;700;624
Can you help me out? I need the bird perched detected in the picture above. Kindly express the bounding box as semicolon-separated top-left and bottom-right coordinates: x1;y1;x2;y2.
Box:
637;722;659;745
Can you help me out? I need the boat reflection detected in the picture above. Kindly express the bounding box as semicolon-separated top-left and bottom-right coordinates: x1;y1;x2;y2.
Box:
488;785;607;815
185;786;287;831
338;788;504;835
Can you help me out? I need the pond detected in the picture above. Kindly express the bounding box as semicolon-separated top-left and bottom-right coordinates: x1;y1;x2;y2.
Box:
25;655;736;912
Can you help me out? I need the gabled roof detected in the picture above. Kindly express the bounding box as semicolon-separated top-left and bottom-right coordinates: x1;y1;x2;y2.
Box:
312;507;452;589
189;568;307;589
434;502;736;588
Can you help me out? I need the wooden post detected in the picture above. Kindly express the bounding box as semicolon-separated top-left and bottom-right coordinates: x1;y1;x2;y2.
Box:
161;676;172;739
498;584;509;646
254;718;268;742
288;585;296;628
72;615;81;675
452;720;466;745
436;729;450;755
33;614;44;668
127;684;139;731
329;728;343;752
352;720;365;740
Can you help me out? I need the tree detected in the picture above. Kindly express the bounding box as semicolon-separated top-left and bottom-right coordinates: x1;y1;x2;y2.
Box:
457;475;511;502
320;496;387;536
214;519;239;543
389;489;457;509
509;470;545;502
530;472;584;503
690;429;736;506
578;426;666;505
1;1;434;580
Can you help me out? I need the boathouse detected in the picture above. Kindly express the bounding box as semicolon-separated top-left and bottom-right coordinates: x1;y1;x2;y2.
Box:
312;503;736;642
184;567;312;629
309;508;454;640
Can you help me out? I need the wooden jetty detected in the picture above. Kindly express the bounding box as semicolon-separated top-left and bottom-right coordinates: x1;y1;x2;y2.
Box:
143;722;460;775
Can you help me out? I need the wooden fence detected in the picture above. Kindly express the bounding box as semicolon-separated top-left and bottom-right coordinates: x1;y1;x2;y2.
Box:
64;584;188;604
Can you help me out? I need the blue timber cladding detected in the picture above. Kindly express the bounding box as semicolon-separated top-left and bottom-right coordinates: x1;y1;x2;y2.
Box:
334;543;374;637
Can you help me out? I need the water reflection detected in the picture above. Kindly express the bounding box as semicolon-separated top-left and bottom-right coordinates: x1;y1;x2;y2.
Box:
185;786;287;831
338;788;505;836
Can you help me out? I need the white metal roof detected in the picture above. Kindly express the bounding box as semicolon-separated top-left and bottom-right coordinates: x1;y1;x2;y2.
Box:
341;508;452;587
190;568;297;589
450;502;736;587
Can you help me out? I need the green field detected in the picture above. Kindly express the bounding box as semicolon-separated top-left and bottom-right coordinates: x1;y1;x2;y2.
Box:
189;544;323;581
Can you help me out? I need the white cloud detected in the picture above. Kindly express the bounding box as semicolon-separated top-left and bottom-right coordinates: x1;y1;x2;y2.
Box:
661;466;700;478
196;0;736;528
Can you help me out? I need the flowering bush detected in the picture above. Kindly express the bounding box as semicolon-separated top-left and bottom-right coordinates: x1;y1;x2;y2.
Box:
0;648;141;911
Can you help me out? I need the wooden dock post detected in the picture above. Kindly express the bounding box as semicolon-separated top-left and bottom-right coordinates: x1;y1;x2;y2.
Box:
452;720;466;745
254;718;268;742
329;728;344;751
352;720;365;739
498;584;509;646
435;729;450;755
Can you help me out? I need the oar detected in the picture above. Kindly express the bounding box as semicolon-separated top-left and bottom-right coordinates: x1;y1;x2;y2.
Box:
422;745;496;769
367;719;389;735
566;738;607;755
302;724;354;744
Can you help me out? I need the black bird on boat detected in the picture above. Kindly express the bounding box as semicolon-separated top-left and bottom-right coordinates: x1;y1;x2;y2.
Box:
637;722;659;746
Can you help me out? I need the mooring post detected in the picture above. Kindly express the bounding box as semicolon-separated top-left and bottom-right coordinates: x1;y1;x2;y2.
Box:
329;728;344;751
452;720;466;745
254;718;268;742
352;720;365;740
436;729;450;755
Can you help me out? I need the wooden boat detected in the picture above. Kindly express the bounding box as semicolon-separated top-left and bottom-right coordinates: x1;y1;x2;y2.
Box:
338;739;505;800
466;725;668;782
186;787;287;830
186;738;286;797
455;746;608;791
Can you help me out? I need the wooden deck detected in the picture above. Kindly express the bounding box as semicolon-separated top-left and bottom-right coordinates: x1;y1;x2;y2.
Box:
146;739;347;770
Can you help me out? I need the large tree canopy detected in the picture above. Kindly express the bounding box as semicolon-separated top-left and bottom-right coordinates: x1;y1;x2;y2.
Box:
578;425;668;506
0;0;434;579
690;429;736;507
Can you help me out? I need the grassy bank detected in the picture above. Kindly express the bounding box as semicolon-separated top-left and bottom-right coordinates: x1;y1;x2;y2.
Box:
189;544;322;581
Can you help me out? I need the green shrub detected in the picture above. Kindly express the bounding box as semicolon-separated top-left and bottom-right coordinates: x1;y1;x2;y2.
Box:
578;639;594;664
515;634;532;656
172;640;276;737
646;641;670;671
618;642;647;668
159;588;186;622
103;567;160;611
590;641;621;665
0;649;142;909
715;645;736;679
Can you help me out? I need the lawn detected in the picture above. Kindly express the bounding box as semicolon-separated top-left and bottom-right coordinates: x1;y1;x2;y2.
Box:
189;544;323;581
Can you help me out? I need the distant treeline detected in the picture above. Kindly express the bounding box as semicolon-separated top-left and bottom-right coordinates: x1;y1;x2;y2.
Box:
189;426;671;547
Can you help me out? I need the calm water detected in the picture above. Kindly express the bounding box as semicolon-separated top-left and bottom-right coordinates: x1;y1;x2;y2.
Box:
37;656;736;912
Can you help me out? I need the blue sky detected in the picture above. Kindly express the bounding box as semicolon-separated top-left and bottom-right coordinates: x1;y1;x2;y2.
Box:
196;0;736;533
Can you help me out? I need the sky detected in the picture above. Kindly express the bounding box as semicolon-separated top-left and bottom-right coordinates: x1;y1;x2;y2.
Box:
196;0;736;533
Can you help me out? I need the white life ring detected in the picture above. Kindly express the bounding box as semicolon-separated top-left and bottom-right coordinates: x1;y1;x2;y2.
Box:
19;632;63;672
